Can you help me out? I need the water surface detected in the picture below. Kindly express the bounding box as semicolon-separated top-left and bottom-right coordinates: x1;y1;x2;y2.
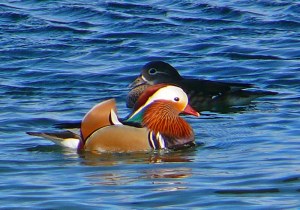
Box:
1;0;300;209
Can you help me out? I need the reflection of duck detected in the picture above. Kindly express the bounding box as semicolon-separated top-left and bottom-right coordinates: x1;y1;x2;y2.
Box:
82;151;195;187
143;168;192;179
28;84;199;153
127;61;278;112
81;149;196;167
86;166;192;186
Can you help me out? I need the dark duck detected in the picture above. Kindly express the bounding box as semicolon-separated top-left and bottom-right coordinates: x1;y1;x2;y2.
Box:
127;61;277;112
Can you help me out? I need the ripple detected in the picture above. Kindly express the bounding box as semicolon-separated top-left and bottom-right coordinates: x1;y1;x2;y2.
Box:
215;188;280;194
281;175;300;183
216;52;283;60
0;11;30;22
1;0;300;209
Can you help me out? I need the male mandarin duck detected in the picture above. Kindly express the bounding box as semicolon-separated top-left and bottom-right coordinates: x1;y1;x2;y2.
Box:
126;61;278;112
27;84;199;153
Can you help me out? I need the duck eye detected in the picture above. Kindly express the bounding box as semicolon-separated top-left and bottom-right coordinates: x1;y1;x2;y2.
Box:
174;97;180;102
148;68;157;75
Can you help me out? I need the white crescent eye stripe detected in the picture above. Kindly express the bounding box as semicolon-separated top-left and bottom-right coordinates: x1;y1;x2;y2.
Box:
144;70;169;77
129;86;188;120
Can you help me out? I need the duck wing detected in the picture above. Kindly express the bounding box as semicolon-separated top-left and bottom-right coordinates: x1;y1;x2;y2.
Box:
81;99;121;141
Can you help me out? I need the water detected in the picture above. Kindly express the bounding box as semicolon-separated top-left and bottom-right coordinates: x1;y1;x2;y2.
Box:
1;0;300;209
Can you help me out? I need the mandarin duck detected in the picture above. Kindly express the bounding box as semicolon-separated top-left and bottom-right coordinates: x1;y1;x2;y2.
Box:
28;84;199;153
126;61;278;112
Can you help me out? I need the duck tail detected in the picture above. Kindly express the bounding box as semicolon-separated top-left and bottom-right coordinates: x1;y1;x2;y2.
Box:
26;131;80;149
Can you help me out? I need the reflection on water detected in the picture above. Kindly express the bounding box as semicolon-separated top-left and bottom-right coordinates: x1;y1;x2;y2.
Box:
86;167;192;188
28;145;197;189
80;150;196;191
142;168;192;180
80;148;197;166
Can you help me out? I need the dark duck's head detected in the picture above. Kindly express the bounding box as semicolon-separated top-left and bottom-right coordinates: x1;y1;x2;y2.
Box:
127;61;183;108
129;61;182;88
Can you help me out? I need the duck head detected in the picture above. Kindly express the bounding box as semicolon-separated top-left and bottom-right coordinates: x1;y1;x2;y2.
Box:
127;61;184;108
129;61;182;88
127;84;199;141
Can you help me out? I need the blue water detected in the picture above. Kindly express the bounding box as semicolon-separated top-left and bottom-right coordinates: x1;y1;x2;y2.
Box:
1;0;300;209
